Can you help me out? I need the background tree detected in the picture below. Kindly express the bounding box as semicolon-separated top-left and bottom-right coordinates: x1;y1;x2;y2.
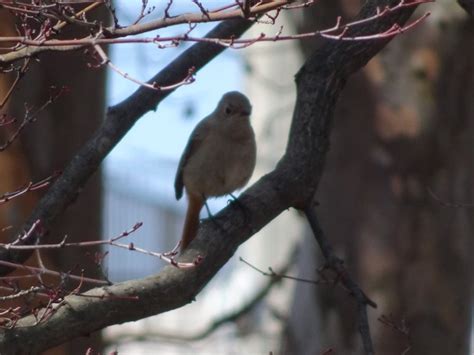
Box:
0;4;108;354
283;2;473;354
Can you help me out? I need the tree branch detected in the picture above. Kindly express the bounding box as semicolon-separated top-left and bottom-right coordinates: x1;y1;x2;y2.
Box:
0;0;296;65
304;205;376;355
108;249;297;344
458;0;474;16
0;0;421;352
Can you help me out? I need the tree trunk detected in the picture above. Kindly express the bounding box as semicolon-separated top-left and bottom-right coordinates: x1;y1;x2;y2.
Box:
284;3;473;354
0;8;108;355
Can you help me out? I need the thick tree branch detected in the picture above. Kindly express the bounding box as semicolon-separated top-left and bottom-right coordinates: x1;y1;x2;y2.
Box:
0;0;421;353
458;0;474;16
108;249;296;344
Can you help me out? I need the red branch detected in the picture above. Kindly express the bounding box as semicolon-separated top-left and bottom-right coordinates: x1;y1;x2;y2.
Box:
1;222;202;269
0;260;109;285
0;172;60;205
0;86;68;151
92;44;196;90
0;0;430;53
0;115;16;127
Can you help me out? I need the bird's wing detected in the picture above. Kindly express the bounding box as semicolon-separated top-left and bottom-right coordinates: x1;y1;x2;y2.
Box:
174;118;211;200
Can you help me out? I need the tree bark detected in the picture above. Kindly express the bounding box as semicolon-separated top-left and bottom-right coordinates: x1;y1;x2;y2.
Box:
284;2;473;354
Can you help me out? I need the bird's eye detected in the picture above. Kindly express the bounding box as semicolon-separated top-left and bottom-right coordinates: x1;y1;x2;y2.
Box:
225;107;232;115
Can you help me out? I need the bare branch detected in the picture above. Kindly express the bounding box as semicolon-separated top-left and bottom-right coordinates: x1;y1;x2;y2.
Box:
0;1;430;51
240;255;322;286
458;0;474;16
427;187;474;208
0;286;44;301
131;0;153;25
0;260;109;286
191;0;211;21
1;222;200;269
0;59;30;109
0;173;60;205
163;0;173;18
0;0;299;65
378;314;411;355
304;205;376;355
111;248;297;343
0;86;68;151
92;44;196;91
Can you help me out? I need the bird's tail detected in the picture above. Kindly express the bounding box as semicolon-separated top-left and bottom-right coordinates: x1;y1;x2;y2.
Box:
180;193;204;252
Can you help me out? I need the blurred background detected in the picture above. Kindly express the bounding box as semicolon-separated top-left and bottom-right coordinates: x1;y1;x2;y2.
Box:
0;0;473;354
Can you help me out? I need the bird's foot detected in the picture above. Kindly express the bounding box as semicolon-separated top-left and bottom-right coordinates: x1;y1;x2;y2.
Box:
201;200;227;234
203;200;214;219
227;193;253;229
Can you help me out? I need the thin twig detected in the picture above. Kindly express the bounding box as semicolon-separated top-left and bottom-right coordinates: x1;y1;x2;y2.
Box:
427;187;474;208
0;260;109;286
378;314;411;355
0;4;431;48
0;0;316;65
0;59;30;109
0;286;44;301
304;204;376;355
93;44;195;90
239;256;321;286
0;87;67;151
1;222;201;269
0;172;60;205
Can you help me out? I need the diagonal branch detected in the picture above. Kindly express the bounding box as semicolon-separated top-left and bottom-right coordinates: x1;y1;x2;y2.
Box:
304;205;376;355
109;249;297;344
458;0;474;16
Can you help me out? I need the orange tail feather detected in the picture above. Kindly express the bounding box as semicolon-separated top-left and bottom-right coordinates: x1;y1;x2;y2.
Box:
180;193;204;251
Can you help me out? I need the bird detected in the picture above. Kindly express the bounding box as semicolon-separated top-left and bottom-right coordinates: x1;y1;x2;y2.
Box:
174;91;257;252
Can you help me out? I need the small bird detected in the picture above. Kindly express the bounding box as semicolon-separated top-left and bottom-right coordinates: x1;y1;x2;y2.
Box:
175;91;257;251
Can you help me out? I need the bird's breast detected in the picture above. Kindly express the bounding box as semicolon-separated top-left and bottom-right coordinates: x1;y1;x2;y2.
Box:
183;131;256;198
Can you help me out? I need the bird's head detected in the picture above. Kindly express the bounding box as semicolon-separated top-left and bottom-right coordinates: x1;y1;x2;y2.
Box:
217;91;252;118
